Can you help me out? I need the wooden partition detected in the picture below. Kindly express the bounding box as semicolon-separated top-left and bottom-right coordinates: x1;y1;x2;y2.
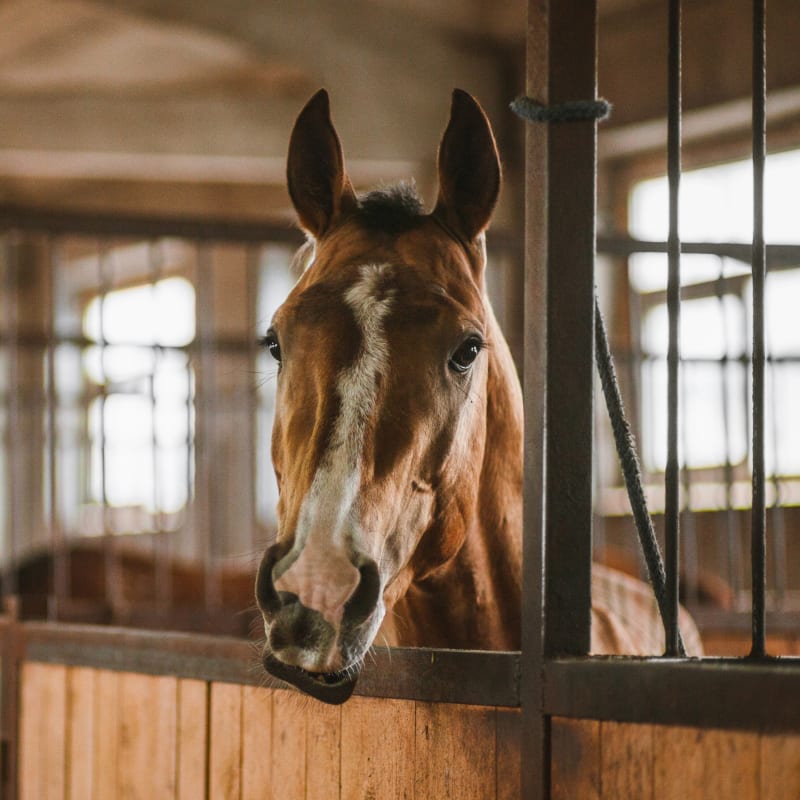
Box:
551;717;800;800
18;661;521;800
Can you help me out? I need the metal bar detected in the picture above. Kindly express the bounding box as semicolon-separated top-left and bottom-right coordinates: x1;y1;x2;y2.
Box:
245;246;260;564
195;243;220;610
18;622;521;707
543;0;597;661
597;236;800;269
544;657;800;732
716;264;746;604
664;0;683;657
148;240;172;614
96;242;119;615
0;204;303;247
5;234;20;599
521;1;599;797
750;0;768;658
46;237;67;620
521;1;552;797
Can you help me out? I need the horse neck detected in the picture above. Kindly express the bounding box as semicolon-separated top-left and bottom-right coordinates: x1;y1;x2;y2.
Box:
393;305;524;650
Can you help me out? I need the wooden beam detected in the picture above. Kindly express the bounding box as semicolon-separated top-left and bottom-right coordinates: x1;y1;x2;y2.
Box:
599;0;800;129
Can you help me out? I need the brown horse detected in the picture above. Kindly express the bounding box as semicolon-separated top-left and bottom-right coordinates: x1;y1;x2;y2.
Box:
255;89;701;704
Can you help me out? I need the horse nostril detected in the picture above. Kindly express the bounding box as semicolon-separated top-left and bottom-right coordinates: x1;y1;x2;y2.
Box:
269;606;317;652
344;558;381;625
255;540;293;616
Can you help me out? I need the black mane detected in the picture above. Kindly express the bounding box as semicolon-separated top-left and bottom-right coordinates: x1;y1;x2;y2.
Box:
355;182;425;233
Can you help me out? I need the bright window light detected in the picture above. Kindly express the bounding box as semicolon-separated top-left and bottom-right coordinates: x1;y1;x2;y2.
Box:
83;277;195;515
629;151;800;478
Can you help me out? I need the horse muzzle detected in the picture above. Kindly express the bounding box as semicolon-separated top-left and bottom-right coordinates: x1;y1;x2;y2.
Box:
255;541;382;704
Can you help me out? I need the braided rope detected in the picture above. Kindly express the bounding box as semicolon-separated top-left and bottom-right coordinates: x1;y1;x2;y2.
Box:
510;95;612;123
595;299;686;656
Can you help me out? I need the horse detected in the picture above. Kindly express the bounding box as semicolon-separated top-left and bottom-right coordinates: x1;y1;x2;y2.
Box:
255;88;702;704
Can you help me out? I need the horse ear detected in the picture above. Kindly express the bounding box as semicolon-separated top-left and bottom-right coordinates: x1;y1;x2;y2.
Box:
433;89;501;243
287;89;357;237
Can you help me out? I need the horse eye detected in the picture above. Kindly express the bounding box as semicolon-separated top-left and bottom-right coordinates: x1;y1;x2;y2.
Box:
261;329;282;364
449;336;484;374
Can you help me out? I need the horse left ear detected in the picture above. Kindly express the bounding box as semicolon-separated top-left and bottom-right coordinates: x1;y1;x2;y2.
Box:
287;89;357;237
433;89;501;243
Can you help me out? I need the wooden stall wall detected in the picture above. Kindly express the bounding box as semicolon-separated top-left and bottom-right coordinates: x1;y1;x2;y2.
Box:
550;717;800;800
17;661;521;800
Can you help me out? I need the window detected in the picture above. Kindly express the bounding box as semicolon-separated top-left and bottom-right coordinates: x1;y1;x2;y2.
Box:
626;150;800;507
83;277;195;526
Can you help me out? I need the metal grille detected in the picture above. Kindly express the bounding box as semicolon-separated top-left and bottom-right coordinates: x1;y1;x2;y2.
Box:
0;208;303;634
0;206;523;636
521;3;800;797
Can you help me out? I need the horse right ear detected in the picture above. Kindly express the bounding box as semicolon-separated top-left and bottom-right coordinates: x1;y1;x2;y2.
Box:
433;89;501;243
287;89;357;237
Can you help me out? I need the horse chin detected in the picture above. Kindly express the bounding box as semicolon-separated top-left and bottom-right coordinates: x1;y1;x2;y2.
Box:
262;651;359;705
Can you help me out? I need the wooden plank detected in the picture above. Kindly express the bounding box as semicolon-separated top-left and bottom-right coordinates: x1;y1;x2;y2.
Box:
209;682;243;800
270;690;307;800
760;733;800;799
92;668;120;799
550;718;600;800
414;702;497;800
241;685;273;800
305;701;341;799
496;708;522;800
177;679;209;800
652;726;759;799
67;667;96;800
599;721;653;800
340;696;415;800
118;672;178;799
19;662;68;800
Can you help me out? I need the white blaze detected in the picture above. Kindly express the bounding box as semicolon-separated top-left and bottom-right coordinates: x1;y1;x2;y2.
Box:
275;264;394;625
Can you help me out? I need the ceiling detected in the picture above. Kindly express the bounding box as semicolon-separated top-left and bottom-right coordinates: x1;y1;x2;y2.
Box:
0;0;797;219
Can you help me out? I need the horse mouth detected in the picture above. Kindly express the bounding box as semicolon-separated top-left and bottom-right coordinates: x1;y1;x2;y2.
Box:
262;651;359;705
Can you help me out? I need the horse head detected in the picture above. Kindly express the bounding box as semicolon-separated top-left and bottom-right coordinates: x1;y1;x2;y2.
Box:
255;88;520;703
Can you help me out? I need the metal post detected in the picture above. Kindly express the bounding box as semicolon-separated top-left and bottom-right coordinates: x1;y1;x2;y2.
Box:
664;0;683;657
521;1;599;797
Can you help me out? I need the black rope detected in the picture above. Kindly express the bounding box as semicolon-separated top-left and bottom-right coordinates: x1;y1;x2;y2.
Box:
513;93;687;656
595;299;686;656
511;95;611;123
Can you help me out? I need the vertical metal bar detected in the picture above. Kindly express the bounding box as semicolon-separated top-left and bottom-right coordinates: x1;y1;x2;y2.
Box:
97;241;119;614
750;0;767;658
2;233;20;599
521;0;598;797
149;240;171;615
543;0;598;661
716;265;744;606
521;2;551;796
246;246;260;563
664;0;683;657
195;242;219;611
47;237;67;620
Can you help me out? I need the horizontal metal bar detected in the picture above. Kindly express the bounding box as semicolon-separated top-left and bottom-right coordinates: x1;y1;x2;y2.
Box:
597;235;800;268
544;656;800;732
0;204;305;246
16;622;521;707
